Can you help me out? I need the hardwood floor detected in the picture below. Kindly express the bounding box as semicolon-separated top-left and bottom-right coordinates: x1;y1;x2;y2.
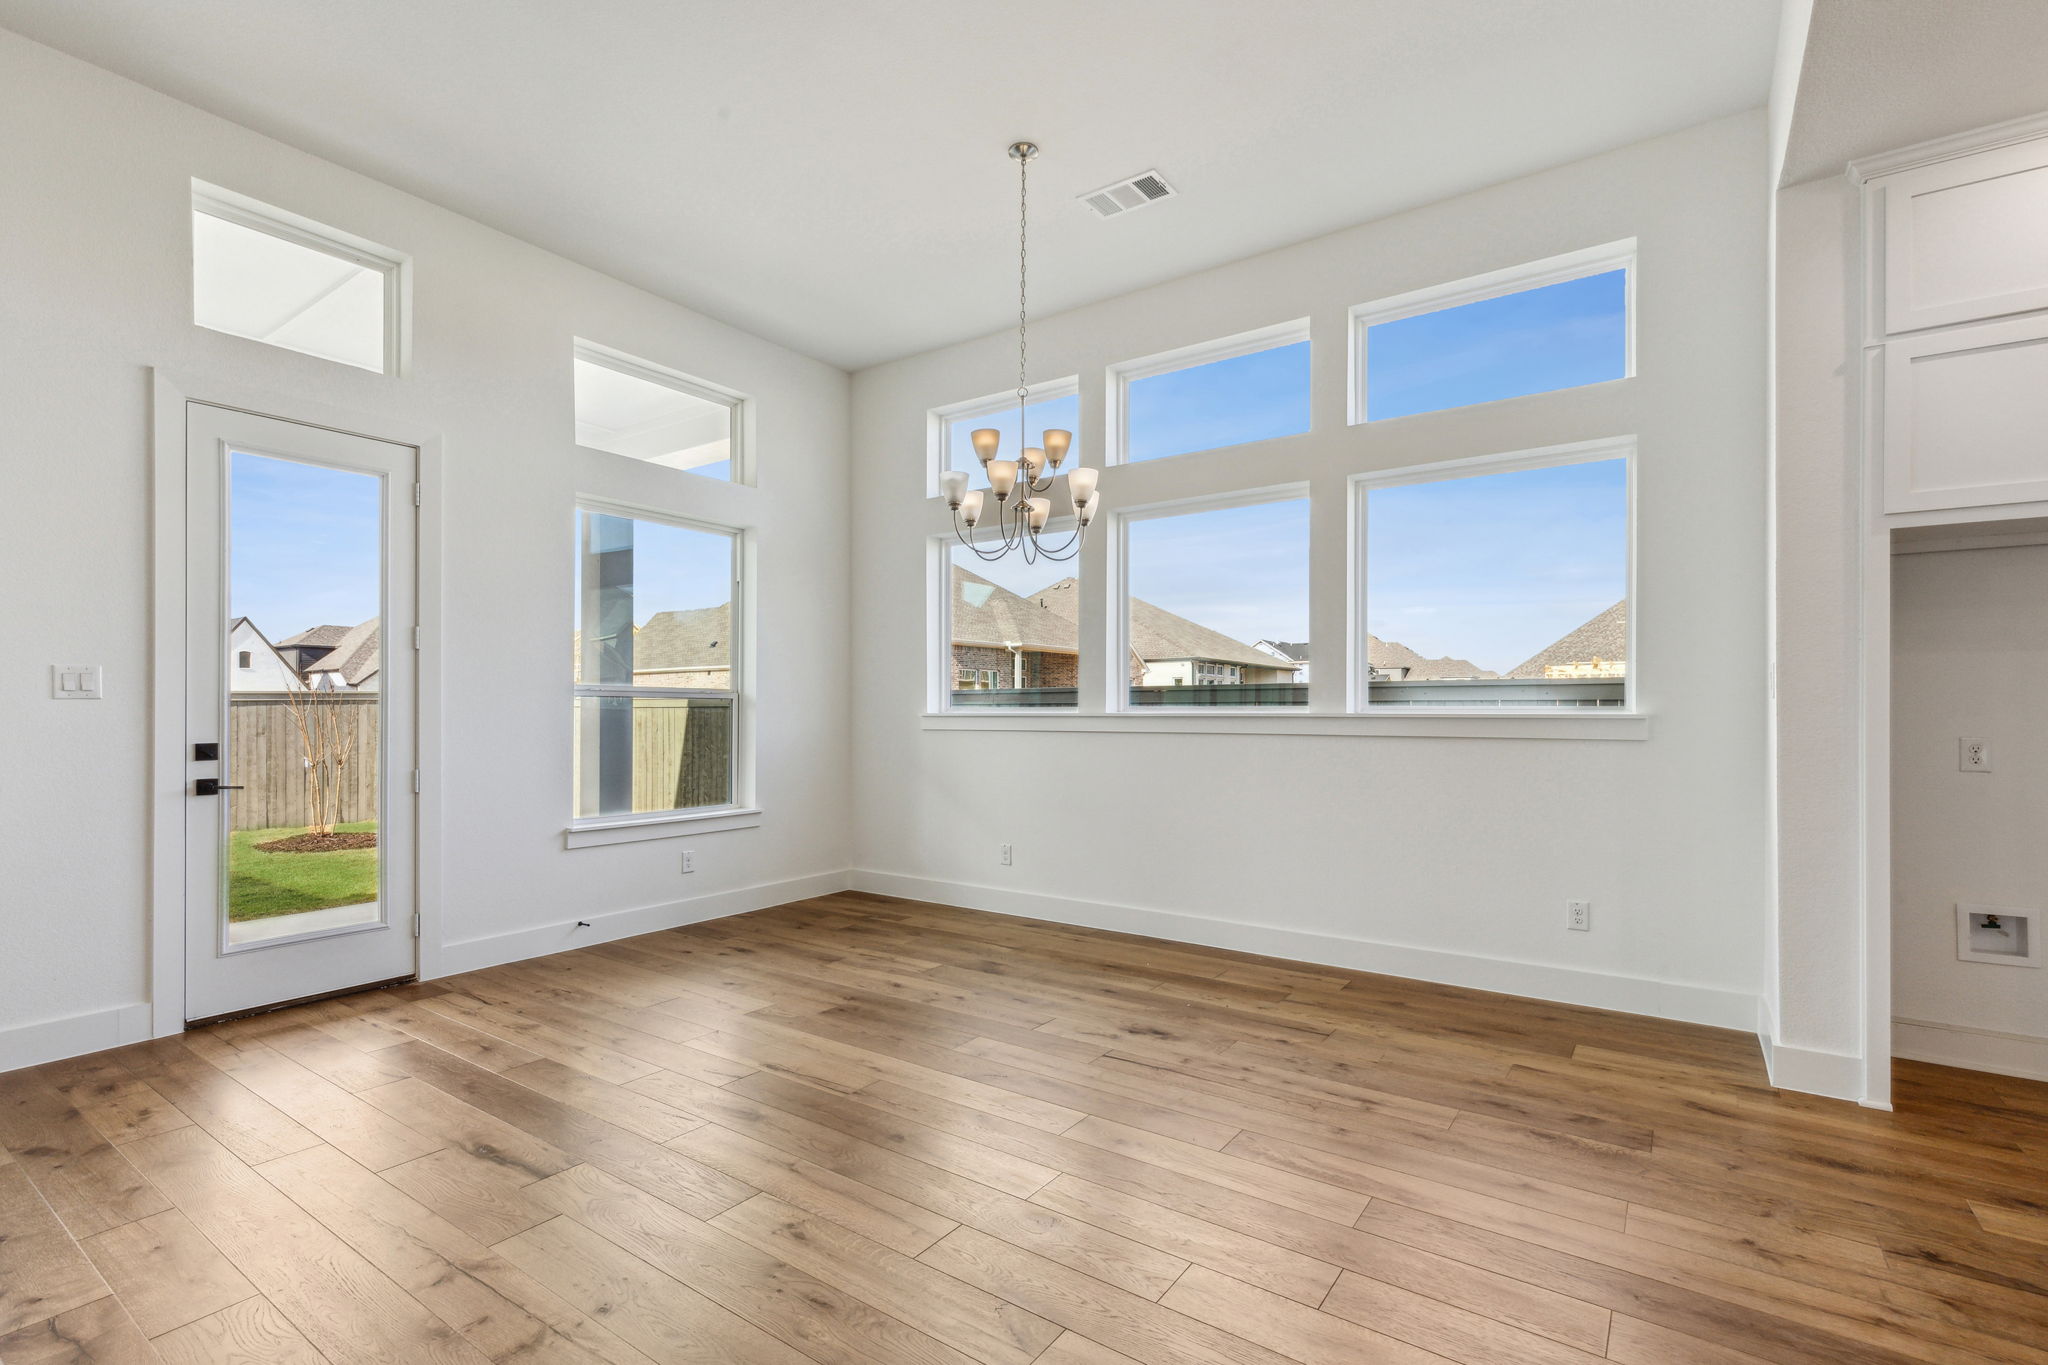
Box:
4;892;2047;1364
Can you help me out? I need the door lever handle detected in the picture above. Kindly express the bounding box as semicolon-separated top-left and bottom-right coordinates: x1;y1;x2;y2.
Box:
192;778;245;796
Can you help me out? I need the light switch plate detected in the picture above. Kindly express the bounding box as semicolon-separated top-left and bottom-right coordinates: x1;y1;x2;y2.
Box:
52;665;102;699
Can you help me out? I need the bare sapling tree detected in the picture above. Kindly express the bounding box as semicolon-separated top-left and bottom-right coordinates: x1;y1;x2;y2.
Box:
281;679;361;834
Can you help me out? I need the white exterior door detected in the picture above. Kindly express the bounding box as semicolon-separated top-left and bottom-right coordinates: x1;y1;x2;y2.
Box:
183;402;418;1022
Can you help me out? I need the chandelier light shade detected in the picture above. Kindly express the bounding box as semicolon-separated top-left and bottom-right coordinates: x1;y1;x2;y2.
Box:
943;140;1099;564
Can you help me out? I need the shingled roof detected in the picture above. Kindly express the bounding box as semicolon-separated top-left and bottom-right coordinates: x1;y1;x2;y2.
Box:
1505;601;1627;679
634;604;731;672
1028;576;1282;670
952;568;1080;654
310;618;381;686
1366;635;1494;680
277;623;353;649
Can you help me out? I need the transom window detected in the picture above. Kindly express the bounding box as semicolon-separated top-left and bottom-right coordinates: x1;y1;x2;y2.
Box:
191;182;404;373
1110;320;1311;464
574;342;745;482
573;507;741;821
934;379;1080;492
1352;241;1633;422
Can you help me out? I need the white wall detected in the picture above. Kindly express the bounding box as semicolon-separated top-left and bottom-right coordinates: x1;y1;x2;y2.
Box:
1892;545;2048;1078
1768;171;1867;1093
848;112;1771;1031
0;31;851;1068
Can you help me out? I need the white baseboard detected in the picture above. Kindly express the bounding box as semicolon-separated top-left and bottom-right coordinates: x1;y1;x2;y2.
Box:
0;1002;153;1073
848;869;1759;1033
1761;1038;1865;1102
1894;1016;2048;1083
431;870;851;978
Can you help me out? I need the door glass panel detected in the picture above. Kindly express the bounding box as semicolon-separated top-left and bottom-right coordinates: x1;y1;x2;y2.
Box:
225;450;383;946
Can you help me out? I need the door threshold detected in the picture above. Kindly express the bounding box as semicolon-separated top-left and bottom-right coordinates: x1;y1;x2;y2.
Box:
185;974;418;1029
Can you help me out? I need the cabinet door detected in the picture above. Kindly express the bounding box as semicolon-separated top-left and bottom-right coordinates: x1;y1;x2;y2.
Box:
1885;314;2048;513
1883;140;2048;335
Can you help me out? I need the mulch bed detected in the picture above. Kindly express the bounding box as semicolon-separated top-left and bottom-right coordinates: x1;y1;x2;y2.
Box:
253;831;378;854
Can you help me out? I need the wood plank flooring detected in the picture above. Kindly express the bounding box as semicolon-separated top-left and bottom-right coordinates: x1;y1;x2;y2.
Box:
4;891;2047;1364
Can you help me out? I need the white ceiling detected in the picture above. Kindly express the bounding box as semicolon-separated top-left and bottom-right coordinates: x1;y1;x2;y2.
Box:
0;0;1778;370
1784;0;2048;186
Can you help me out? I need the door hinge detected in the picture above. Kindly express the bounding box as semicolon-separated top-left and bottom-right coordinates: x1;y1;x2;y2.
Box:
411;769;422;793
412;482;422;506
412;626;422;650
411;913;421;939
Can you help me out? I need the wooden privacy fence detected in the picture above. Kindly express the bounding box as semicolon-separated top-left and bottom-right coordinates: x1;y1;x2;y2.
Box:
227;692;379;831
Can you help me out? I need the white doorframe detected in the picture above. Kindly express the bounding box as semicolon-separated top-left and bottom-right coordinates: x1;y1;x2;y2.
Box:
149;370;444;1036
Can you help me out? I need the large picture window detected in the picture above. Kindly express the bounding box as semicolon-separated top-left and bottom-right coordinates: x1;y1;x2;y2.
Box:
573;508;740;821
1118;496;1309;709
1352;243;1633;423
1356;443;1631;710
941;540;1079;710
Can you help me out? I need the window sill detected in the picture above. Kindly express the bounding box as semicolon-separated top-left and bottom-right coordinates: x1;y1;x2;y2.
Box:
921;712;1649;740
564;807;763;849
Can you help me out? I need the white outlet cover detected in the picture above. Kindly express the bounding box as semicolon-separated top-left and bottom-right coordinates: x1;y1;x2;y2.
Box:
1959;737;1992;772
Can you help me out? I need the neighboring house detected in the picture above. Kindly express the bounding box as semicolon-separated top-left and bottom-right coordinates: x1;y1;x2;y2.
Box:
1253;639;1310;683
275;622;351;675
572;604;735;689
951;569;1296;688
632;604;732;688
305;618;381;692
228;618;303;692
1365;634;1494;681
1505;602;1627;679
951;569;1077;689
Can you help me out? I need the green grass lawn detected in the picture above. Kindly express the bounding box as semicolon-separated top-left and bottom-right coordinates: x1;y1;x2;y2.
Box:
228;821;379;921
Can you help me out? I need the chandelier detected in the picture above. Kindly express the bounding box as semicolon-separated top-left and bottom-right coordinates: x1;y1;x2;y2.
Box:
941;141;1099;564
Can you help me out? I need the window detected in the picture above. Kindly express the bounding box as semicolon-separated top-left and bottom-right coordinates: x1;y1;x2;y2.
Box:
1352;242;1633;422
191;183;403;373
1357;443;1631;710
1111;321;1311;464
1119;496;1308;708
574;342;744;482
237;651;253;669
941;539;1080;710
573;508;740;821
934;380;1079;492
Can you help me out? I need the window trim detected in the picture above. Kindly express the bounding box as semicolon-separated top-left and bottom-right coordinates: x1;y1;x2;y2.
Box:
928;376;1081;497
1347;239;1636;425
191;180;410;375
569;497;751;833
1348;435;1637;716
573;339;751;485
1109;483;1312;714
1105;318;1312;467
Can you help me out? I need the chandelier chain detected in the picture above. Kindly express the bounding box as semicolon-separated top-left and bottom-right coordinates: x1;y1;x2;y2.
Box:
1017;148;1029;431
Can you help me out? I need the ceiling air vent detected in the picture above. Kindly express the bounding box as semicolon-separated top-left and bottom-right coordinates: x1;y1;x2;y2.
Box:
1078;169;1176;219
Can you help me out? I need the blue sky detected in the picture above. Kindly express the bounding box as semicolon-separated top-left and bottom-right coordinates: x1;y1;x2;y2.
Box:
576;513;733;629
240;273;1625;670
230;452;382;639
1367;459;1627;673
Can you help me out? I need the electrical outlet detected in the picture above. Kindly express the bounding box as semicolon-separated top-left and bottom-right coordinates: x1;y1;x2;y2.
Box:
1960;737;1992;773
680;850;695;874
1566;899;1592;932
999;843;1013;866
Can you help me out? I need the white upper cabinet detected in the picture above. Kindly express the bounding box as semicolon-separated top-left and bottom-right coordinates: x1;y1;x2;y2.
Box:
1884;314;2048;512
1882;140;2048;335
